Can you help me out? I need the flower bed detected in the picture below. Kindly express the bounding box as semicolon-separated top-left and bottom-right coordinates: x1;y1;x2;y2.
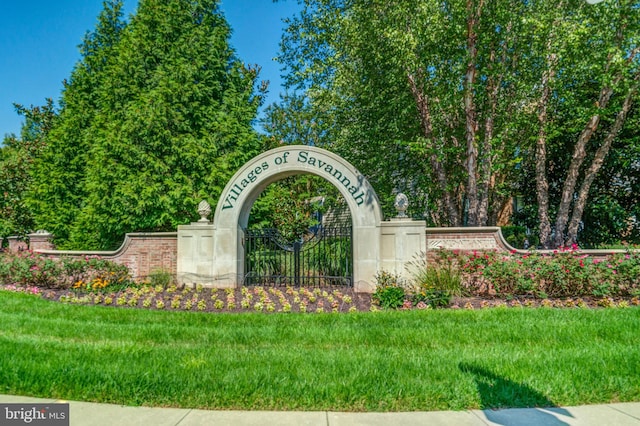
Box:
33;285;373;313
452;247;640;299
2;249;640;312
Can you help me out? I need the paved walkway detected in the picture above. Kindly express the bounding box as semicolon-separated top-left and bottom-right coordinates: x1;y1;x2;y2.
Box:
2;394;640;426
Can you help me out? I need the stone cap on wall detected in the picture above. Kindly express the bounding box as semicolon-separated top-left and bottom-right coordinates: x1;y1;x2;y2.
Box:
426;227;517;252
35;232;178;258
35;232;179;282
426;226;637;258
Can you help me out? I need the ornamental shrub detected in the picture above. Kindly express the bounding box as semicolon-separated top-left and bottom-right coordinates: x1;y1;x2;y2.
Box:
0;251;133;291
447;248;640;298
0;251;62;288
405;252;464;308
147;268;175;289
372;271;406;309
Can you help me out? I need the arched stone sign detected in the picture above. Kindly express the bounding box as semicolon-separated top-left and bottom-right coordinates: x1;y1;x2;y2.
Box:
212;146;383;292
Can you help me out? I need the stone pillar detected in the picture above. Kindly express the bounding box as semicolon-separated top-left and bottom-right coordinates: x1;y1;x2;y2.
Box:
379;218;427;280
177;223;216;286
28;230;55;251
352;225;381;293
176;200;218;287
7;236;28;252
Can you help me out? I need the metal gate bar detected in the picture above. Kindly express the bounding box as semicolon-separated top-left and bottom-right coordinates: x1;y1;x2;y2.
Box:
244;226;352;287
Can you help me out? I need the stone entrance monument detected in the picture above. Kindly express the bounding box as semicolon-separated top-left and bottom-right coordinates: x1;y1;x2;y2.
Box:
177;146;425;292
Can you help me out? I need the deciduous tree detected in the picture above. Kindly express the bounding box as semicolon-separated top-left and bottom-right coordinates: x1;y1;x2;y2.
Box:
269;0;639;248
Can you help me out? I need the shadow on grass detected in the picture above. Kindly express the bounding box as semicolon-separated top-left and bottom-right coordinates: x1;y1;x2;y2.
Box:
459;363;572;426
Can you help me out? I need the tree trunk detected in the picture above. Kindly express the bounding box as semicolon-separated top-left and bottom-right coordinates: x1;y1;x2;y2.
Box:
478;46;503;226
552;86;614;248
565;81;637;245
464;0;483;226
552;32;637;247
535;51;556;249
407;70;459;226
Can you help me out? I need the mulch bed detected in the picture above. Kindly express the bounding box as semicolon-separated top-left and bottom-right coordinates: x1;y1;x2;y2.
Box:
37;285;373;313
16;284;639;313
3;284;639;312
450;295;639;309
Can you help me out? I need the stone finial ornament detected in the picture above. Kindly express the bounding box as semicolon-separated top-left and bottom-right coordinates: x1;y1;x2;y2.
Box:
197;200;212;223
394;193;409;218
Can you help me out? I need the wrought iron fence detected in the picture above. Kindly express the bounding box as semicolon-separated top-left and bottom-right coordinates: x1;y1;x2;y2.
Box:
243;226;352;287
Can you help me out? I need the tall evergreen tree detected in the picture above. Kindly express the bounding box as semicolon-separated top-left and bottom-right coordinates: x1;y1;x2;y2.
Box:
0;101;56;240
28;0;266;249
28;0;126;246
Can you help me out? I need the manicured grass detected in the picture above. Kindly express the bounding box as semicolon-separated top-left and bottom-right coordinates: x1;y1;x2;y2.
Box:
0;290;639;411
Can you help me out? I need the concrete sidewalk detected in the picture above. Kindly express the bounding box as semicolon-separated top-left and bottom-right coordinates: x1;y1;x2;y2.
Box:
2;394;640;426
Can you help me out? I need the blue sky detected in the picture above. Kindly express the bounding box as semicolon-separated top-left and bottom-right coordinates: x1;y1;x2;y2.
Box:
0;1;301;138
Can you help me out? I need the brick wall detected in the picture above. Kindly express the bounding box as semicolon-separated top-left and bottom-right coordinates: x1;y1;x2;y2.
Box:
6;237;29;253
425;226;634;261
36;232;178;281
425;227;509;262
15;226;634;282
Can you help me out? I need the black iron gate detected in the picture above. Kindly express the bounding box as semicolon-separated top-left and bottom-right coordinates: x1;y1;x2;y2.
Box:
243;226;353;287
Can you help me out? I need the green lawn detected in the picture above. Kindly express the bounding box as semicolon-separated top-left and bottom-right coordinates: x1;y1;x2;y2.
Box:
1;290;639;411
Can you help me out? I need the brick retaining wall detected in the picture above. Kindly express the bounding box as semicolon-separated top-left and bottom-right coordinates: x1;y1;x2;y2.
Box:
425;227;633;261
6;227;633;283
36;233;178;281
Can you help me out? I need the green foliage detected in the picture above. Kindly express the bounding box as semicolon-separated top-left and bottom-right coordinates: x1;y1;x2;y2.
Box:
270;0;640;244
372;270;406;309
411;290;450;309
0;101;56;239
0;252;133;291
453;249;640;298
27;1;125;247
409;253;466;296
146;268;175;289
509;2;640;247
501;226;538;250
0;252;60;289
248;175;331;239
26;0;267;250
406;252;465;308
